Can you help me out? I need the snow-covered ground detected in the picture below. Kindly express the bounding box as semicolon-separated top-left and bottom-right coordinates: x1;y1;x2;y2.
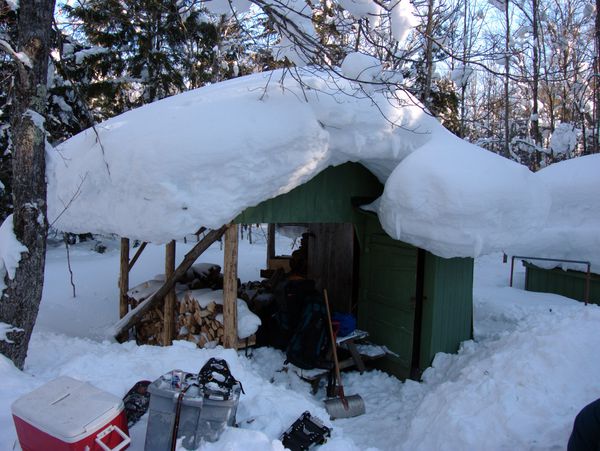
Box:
1;231;600;450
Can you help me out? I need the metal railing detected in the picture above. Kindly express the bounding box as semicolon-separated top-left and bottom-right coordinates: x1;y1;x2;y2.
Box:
509;255;592;305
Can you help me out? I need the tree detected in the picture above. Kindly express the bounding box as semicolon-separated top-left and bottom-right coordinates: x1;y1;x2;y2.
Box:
0;0;55;369
596;0;600;152
58;0;257;120
0;2;16;221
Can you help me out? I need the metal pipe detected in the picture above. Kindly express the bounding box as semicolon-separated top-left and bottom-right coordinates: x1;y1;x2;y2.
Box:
509;255;592;304
509;256;515;287
585;263;591;306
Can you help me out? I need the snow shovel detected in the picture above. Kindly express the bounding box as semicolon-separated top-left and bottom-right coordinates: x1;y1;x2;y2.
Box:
323;289;365;420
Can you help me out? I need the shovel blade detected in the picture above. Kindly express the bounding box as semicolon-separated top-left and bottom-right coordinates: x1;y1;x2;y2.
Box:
324;394;366;419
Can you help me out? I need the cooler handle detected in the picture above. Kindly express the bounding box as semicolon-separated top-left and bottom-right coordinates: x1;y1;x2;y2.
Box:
94;424;131;451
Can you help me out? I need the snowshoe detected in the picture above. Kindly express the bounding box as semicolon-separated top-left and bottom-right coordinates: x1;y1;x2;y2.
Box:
123;380;151;427
198;358;244;400
281;411;331;451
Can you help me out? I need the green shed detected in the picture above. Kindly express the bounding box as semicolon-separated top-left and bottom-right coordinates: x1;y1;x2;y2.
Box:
236;162;474;380
524;263;600;306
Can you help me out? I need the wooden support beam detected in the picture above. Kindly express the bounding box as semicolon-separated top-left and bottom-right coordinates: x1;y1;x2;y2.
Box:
128;241;147;271
267;223;275;267
112;226;227;340
223;224;239;349
119;238;130;319
163;240;176;346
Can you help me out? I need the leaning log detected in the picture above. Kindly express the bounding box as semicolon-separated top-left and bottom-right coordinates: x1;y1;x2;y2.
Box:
111;225;227;341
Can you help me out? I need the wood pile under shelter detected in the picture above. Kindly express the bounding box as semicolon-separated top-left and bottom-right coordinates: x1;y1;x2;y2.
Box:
126;263;227;346
115;224;243;349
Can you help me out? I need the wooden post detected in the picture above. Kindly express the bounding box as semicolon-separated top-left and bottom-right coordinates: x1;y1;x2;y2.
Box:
223;224;239;349
267;223;275;267
163;240;176;346
119;238;130;319
113;226;226;341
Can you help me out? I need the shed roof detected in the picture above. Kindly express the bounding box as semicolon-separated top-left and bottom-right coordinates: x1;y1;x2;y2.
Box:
47;69;551;260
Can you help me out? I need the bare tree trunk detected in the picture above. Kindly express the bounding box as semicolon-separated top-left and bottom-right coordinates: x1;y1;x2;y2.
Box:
459;0;469;138
0;0;55;370
503;0;511;159
596;0;600;152
421;0;435;110
531;0;541;168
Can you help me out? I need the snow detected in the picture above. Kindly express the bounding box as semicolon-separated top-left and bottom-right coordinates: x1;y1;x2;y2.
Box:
1;235;600;450
47;68;600;269
450;65;473;88
74;46;110;65
270;0;319;65
340;52;382;89
0;322;23;343
0;214;28;292
24;109;45;130
47;69;442;243
5;0;18;11
549;122;579;155
508;154;600;272
389;0;418;44
377;134;550;259
337;0;381;19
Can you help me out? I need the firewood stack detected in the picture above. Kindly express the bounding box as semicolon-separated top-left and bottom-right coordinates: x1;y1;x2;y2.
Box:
175;291;225;347
127;263;226;346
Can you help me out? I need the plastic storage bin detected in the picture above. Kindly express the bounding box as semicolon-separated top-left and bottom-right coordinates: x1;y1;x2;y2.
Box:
11;376;130;451
144;371;240;450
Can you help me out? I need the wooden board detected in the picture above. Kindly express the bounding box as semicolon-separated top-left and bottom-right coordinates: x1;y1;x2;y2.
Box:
307;223;355;313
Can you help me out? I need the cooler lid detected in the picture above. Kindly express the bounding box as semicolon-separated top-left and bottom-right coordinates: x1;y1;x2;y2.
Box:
11;376;123;441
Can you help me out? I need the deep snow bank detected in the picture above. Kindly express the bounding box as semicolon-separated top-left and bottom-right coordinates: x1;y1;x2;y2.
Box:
47;70;438;243
377;133;550;258
508;154;600;272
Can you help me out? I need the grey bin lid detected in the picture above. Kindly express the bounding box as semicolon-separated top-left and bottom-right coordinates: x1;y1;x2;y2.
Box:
148;376;205;408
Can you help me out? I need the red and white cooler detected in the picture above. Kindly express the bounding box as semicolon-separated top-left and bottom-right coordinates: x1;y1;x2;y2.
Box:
11;376;130;451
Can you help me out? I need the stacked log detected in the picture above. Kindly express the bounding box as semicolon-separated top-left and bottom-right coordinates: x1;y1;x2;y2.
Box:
127;264;265;348
176;292;224;347
127;264;222;346
127;280;167;345
128;285;228;347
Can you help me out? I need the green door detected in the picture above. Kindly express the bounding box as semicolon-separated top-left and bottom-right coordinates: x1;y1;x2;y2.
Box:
358;231;418;379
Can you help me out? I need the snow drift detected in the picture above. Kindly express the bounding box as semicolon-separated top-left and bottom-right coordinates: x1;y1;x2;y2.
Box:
47;68;597;265
507;154;600;272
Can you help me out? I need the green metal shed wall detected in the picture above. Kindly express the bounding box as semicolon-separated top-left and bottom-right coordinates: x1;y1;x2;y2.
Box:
419;254;474;369
235;162;383;224
234;161;475;380
525;263;600;306
356;214;418;379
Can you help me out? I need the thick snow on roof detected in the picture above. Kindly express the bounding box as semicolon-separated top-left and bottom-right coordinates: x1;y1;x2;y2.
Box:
377;133;550;259
48;69;437;243
47;69;597;264
508;154;600;272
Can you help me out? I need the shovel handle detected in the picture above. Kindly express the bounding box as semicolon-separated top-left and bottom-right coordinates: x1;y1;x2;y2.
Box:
324;289;346;405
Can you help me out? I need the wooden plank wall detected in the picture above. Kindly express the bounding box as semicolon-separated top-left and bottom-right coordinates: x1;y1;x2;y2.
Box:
307;223;355;313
